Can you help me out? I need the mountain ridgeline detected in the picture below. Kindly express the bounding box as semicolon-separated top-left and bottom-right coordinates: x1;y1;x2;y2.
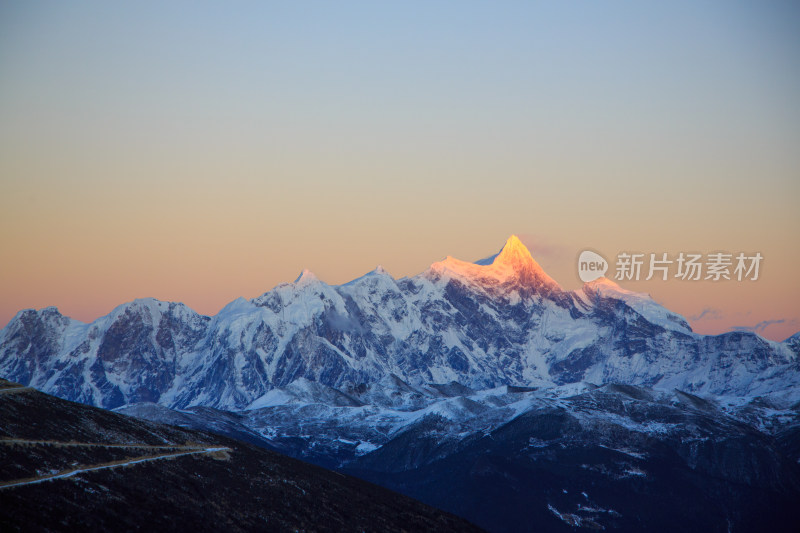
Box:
1;236;797;410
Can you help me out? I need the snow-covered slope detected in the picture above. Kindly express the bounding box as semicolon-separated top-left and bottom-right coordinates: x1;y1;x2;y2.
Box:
1;236;798;410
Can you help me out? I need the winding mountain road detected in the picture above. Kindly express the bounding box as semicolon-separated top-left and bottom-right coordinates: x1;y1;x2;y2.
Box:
0;443;231;490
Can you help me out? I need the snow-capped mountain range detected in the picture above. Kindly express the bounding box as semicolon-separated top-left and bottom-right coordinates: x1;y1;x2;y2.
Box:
4;235;800;531
2;235;798;411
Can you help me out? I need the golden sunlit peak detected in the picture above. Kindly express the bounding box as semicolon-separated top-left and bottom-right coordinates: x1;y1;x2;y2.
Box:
494;235;533;266
428;235;560;290
490;234;560;288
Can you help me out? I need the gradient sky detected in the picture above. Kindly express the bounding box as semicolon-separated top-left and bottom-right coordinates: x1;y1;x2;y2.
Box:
1;1;799;341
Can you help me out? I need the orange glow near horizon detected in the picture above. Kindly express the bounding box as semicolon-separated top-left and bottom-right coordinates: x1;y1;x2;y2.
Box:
1;231;797;342
1;3;798;342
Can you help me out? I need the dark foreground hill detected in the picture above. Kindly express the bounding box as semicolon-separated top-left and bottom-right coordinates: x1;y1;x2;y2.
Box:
0;379;481;532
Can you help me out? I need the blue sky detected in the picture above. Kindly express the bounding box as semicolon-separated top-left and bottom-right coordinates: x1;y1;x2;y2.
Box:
1;1;799;339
